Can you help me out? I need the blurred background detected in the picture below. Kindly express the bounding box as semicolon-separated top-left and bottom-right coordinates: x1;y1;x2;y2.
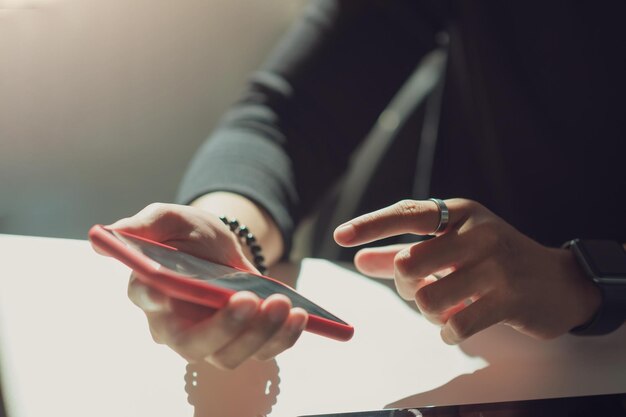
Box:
0;0;303;238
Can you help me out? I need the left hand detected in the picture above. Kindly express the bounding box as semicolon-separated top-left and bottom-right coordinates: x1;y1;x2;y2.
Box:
334;198;602;344
103;203;308;369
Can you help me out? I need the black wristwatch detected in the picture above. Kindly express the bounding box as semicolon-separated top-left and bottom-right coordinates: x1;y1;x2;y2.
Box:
563;239;626;335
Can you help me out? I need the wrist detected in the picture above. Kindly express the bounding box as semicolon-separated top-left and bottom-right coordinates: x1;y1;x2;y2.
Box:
190;192;284;265
219;215;267;274
558;248;603;330
562;239;626;335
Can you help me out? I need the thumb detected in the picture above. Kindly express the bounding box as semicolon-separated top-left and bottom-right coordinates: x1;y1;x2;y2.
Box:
170;238;260;275
353;244;410;279
107;203;188;243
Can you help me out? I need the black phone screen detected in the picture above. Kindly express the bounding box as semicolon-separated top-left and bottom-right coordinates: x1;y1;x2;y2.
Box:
415;393;626;417
300;393;626;417
111;230;347;324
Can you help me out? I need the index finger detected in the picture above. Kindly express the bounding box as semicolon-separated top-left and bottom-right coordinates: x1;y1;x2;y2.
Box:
334;199;469;247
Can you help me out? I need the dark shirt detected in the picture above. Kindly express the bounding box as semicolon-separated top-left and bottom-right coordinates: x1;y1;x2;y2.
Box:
177;0;626;257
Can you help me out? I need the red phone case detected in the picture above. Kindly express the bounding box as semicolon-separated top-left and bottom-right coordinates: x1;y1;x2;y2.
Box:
89;224;354;341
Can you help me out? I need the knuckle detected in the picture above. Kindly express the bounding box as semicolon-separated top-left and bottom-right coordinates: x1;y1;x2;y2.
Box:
482;258;504;285
457;198;483;213
495;233;516;259
477;223;500;251
466;199;483;212
144;202;167;216
393;250;412;277
486;224;515;259
394;246;429;281
144;202;179;223
473;221;512;257
394;246;424;275
395;199;423;219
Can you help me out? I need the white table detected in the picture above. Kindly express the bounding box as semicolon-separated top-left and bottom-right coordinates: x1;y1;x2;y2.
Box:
1;234;625;417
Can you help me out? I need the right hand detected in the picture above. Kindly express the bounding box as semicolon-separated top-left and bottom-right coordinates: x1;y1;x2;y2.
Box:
106;203;308;369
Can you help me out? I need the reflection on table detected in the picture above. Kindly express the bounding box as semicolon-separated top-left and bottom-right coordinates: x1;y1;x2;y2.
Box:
0;235;625;417
185;359;280;417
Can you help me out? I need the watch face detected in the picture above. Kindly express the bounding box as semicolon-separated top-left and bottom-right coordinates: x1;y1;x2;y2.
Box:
579;240;626;283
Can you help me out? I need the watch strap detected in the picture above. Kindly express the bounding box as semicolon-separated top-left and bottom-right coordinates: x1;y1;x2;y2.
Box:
565;239;626;336
570;283;626;335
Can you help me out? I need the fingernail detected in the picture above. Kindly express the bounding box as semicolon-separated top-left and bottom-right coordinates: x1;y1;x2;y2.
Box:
335;223;356;243
230;301;257;321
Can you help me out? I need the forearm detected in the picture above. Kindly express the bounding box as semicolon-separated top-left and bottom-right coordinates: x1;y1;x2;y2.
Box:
178;1;439;256
190;192;284;266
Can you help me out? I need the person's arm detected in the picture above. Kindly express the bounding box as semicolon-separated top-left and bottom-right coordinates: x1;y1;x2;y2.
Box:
334;198;606;344
190;192;284;266
114;0;445;369
177;0;446;261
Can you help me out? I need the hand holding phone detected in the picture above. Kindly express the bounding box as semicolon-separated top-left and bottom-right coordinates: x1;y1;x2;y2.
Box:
89;204;353;369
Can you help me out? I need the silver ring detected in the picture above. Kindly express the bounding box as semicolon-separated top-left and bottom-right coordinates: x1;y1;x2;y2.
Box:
428;198;449;235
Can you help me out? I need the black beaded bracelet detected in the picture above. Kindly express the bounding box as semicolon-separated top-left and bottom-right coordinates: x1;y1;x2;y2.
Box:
218;215;267;275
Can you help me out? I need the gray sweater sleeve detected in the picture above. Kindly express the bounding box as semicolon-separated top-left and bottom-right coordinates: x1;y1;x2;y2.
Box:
177;0;443;257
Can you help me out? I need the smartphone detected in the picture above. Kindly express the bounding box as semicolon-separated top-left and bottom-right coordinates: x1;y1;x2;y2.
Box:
88;224;354;341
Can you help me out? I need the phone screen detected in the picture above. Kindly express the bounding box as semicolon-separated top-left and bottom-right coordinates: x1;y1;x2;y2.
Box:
299;393;626;417
111;230;347;325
